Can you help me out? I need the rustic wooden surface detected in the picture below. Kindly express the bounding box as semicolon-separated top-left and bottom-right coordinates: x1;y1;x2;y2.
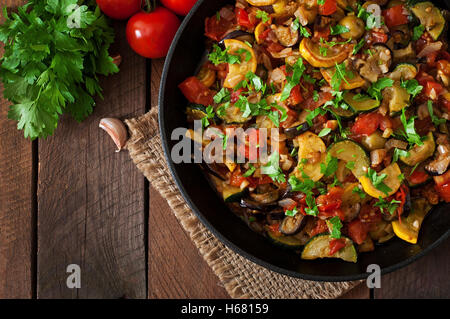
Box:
0;0;448;299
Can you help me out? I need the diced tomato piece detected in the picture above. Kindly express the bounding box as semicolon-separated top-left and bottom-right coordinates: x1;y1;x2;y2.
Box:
409;171;429;185
288;84;304;106
437;60;450;76
368;31;388;44
424;81;444;100
347;219;369;245
436;183;450;202
231;88;245;103
351;112;382;136
359;204;382;224
280;107;298;129
329;238;346;256
310;219;328;237
382;5;409;28
319;0;337;16
178;76;214;106
268;223;282;237
235;8;254;29
317;187;345;220
303;91;333;110
230;168;247;188
313;26;331;41
205;16;233;42
439;94;450;113
259;28;271;42
248;175;273;188
416;70;435;86
434;170;450;187
267;42;285;53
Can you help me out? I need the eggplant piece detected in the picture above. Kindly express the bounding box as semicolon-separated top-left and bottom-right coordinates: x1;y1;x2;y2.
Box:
256;5;275;14
250;190;279;204
266;208;286;224
279;213;306;235
240;197;278;211
387;30;410;50
425;145;450;176
284;122;310;139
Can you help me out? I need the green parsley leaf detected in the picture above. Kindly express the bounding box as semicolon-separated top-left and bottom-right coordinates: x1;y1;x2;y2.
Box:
214;88;231;104
330;24;350;35
353;38;365;55
412;25;425;41
285;206;298;217
326;216;343;239
320;153;339;177
261;151;286;183
352;186;366;199
368;77;394;100
243;164;256;177
366;168;392;195
374;197;401;215
427;100;446;127
401;79;423;98
318;127;332;137
208;44;241;65
256;10;270;23
317;0;325;5
400;108;424;146
393;148;410;162
280;57;305;101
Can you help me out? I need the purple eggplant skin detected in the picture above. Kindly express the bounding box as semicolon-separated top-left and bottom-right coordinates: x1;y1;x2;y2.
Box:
279;214;306;235
284;122;310;139
240;197;278;211
218;30;254;47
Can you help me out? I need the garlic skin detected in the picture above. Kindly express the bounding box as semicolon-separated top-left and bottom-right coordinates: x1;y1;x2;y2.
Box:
99;118;128;152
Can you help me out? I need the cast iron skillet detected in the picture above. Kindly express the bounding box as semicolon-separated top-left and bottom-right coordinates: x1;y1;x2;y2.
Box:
159;0;450;281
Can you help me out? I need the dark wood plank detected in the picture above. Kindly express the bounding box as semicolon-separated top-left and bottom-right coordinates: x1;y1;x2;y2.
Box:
375;238;450;299
147;59;229;299
0;0;34;299
37;21;147;299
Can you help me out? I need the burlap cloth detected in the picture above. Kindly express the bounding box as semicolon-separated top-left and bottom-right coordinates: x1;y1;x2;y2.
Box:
125;108;362;299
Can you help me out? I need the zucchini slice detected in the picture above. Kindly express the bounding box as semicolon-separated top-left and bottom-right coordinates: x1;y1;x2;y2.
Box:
328;140;370;178
411;2;445;41
321;67;366;90
301;234;357;263
359;163;402;198
326;105;356;120
186;104;208;121
392;198;432;244
400;132;436;166
223;184;246;203
389;63;418;81
294;132;327;182
343;92;380;113
383;83;411;114
267;231;303;250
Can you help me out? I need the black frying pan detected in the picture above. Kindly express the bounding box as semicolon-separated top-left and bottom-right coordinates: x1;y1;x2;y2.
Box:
159;0;450;281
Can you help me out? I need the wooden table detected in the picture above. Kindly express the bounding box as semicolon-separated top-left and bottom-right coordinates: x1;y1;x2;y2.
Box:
0;0;449;299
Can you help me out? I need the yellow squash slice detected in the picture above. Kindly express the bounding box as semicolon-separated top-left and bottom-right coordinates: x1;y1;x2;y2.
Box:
294;132;326;182
299;38;349;68
359;163;402;198
246;0;277;5
223;39;257;89
321;67;365;90
392;198;432;244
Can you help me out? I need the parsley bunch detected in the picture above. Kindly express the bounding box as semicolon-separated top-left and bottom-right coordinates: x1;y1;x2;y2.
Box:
0;0;119;139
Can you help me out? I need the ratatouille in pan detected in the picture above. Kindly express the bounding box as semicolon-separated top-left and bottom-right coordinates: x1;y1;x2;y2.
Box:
178;0;450;262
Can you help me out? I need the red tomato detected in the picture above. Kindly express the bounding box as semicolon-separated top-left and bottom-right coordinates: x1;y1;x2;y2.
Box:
368;31;388;44
436;183;450;202
178;76;214;106
248;175;273;188
235;8;255;29
382;5;409;28
268;223;282;237
303;92;332;110
205;15;233;41
231;88;245;103
329;238;346;256
347;219;369;245
409;171;429;185
279;106;298;129
439;94;450;113
424;81;444;100
351;113;382;136
126;7;181;59
288;85;304;106
319;0;337;16
230;169;247;187
317;187;344;212
96;0;141;20
160;0;198;16
434;169;450;187
267;42;285;53
310;219;328;237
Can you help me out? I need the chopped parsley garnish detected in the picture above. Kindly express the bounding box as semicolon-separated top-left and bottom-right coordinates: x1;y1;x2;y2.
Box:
313;90;319;102
320;153;339;177
352;186;366;199
318;127;332;137
261;151;286;183
245;71;266;93
317;0;325;5
427;100;446;127
366;167;392;195
375;197;401;215
256;10;270;23
208;44;241;65
213;88;231;104
201;105;216;128
280;57;306;101
346;161;355;170
330;24;350;35
400;108;424;146
401;79;423;98
285;206;298;217
288;174;319;216
243;164;256;177
368;77;394;100
393;148;410;162
412;25;425;41
353;38;365;55
326;216;343;239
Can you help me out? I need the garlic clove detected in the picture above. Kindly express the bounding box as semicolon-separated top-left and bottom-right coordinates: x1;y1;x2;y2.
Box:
99;118;128;152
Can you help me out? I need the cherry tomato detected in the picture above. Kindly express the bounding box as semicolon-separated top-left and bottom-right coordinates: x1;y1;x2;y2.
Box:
319;0;337;16
382;5;409;28
160;0;198;16
329;238;346;256
126;7;181;59
178;76;214;106
96;0;141;20
347;219;369;245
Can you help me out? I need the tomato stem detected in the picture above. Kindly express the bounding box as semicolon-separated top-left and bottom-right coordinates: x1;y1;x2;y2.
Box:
143;0;156;13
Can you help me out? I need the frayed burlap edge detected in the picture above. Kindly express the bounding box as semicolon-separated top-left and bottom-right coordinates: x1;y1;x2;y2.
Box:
125;108;362;299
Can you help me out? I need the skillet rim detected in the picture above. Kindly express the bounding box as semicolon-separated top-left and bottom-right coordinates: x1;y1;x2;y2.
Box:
158;0;450;282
